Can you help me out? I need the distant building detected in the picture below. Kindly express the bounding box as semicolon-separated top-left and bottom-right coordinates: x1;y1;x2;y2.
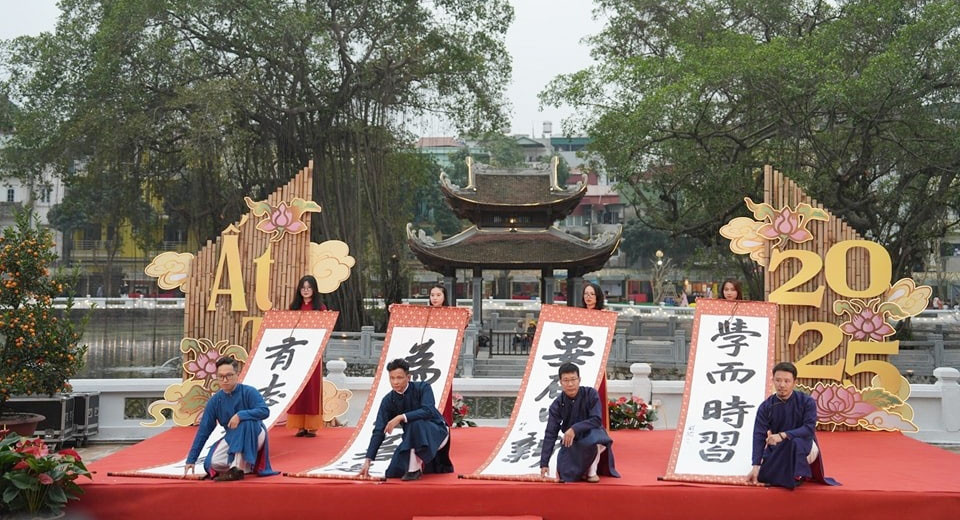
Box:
0;132;66;258
414;137;466;168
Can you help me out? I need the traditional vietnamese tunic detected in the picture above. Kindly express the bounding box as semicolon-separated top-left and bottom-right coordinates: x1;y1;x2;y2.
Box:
186;383;277;477
752;390;839;489
540;385;620;482
365;380;453;478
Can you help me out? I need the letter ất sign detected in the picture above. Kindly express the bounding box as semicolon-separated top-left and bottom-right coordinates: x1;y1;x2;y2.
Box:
142;162;356;426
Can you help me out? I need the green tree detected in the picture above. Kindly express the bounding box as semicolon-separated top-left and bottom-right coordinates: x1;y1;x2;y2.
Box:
543;0;960;296
412;156;462;237
620;220;693;267
2;0;513;329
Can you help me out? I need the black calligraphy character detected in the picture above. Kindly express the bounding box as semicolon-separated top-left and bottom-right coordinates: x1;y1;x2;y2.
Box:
257;373;287;407
265;336;308;371
699;431;720;444
721;395;754;428
529;437;561;468
405;339;441;384
703;400;722;421
720;431;739;446
536;330;595;403
542;331;595;367
710;319;762;357
699;444;735;463
698;429;740;463
372;433;403;462
539;407;550;422
535;374;561;403
335;434;403;473
502;431;539;464
699;431;740;446
706;362;756;384
702;396;754;428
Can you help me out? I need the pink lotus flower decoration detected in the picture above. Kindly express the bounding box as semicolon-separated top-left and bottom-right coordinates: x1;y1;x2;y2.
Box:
758;207;813;246
840;306;895;341
186;349;220;379
256;202;306;239
810;383;877;426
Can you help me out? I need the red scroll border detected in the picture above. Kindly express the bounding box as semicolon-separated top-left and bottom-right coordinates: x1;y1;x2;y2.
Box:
287;304;470;480
661;298;777;485
461;304;618;482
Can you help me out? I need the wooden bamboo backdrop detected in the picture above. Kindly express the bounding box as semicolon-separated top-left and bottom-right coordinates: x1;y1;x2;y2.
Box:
763;166;888;430
182;162;315;350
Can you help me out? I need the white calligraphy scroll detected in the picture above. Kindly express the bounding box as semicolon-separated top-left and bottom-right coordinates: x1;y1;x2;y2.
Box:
465;304;617;481
111;310;338;479
289;304;470;481
662;299;777;485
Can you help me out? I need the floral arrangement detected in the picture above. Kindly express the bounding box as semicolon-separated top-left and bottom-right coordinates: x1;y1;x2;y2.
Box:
0;430;91;517
451;393;476;427
608;396;657;430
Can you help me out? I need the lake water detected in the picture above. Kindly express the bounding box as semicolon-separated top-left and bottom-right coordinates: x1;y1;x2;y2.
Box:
69;309;184;378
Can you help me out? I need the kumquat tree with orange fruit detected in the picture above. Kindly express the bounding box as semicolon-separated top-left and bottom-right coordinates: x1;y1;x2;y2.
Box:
0;212;86;411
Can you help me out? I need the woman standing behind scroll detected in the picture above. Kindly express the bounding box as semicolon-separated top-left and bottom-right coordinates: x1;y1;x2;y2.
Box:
427;285;457;427
578;282;611;427
286;275;327;438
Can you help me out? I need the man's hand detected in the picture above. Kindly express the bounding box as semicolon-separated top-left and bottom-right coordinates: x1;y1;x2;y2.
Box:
358;459;372;478
385;415;404;434
562;428;576;448
747;465;760;484
184;464;196;477
540;467;550;478
765;430;785;447
228;413;241;429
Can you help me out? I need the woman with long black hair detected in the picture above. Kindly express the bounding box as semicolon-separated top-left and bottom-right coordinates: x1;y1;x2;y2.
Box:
286;275;327;438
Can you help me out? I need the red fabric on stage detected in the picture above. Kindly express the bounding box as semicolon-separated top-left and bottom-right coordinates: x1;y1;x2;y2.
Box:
413;517;542;520
442;393;453;426
598;375;608;429
286;302;326;416
84;428;960;520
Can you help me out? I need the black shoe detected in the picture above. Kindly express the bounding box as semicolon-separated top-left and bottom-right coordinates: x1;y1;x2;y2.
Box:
295;429;307;437
303;430;317;438
213;468;245;482
401;470;422;481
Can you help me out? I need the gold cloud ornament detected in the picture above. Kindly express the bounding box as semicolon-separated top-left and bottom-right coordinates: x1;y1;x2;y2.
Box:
144;252;194;291
719;217;769;266
883;278;932;320
309;240;356;293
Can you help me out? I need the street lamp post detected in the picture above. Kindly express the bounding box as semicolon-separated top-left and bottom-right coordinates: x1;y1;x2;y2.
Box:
651;249;671;304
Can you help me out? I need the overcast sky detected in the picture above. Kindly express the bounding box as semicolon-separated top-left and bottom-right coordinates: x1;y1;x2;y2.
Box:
0;0;604;137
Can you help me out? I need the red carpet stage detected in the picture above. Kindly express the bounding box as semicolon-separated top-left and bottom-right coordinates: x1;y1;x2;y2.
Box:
77;427;960;520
